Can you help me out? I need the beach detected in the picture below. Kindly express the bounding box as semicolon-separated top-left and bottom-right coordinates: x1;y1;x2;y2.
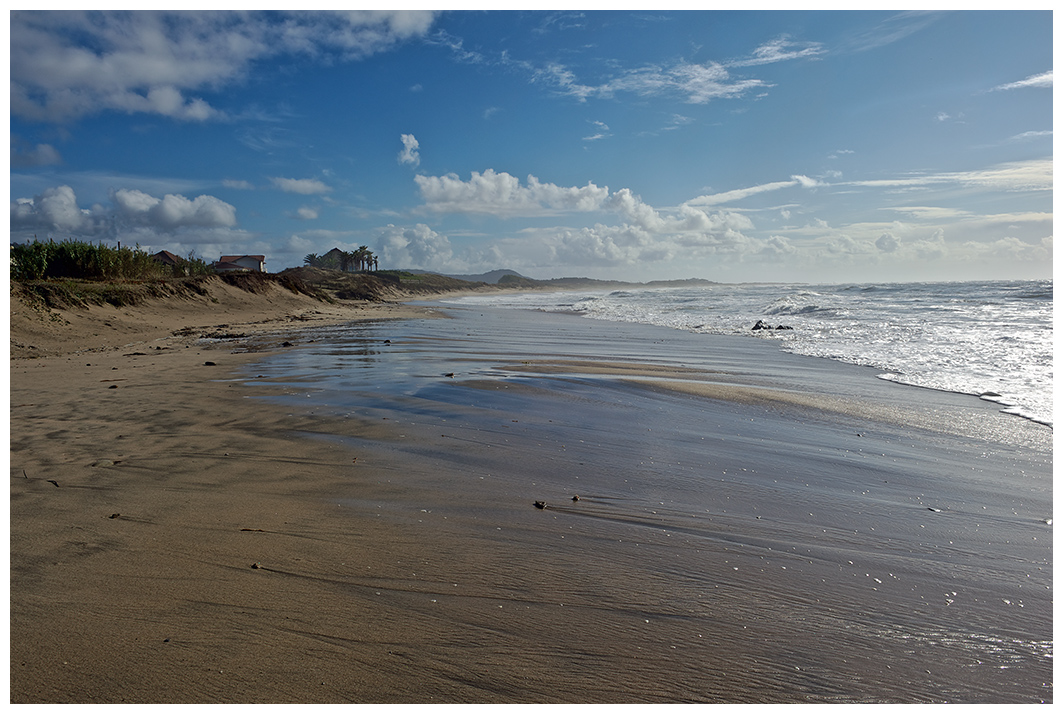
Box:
9;290;1052;703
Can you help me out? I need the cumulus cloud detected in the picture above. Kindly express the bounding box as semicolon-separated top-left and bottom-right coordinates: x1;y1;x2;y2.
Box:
111;188;237;230
415;169;611;217
876;232;900;252
764;235;797;255
398;134;421;166
11;185;107;235
407;168;767;272
11;184;240;245
270;177;333;194
11;10;440;122
544;223;659;266
377;223;454;269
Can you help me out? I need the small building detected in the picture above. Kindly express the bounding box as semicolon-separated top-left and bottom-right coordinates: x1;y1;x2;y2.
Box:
152;250;183;267
322;248;349;270
215;255;265;273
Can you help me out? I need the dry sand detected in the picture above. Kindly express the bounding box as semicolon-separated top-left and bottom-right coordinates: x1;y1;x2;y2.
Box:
9;283;455;702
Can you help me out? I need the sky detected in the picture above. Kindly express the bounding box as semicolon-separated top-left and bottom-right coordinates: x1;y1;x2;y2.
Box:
7;9;1055;283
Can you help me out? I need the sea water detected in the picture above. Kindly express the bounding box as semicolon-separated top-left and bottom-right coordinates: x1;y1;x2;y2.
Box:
445;280;1053;427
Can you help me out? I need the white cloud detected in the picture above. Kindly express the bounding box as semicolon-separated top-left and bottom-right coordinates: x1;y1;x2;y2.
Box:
11;10;440;122
522;31;828;107
545;223;659;266
407;168;767;272
295;206;319;220
764;235;797;256
839;158;1051;192
729;36;826;67
11;185;107;235
534;58;769;105
270;177;333;194
791;174;821;189
415;169;611;217
376;223;455;269
583;120;611;142
990;70;1052;91
11;183;244;251
112;188;237;230
686;177;813;206
888;205;969;221
1008;130;1052;142
223;179;255;190
398;134;421;166
842;11;942;53
876;232;900;252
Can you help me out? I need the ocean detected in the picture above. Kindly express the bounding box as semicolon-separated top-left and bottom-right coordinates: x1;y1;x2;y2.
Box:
445;279;1053;427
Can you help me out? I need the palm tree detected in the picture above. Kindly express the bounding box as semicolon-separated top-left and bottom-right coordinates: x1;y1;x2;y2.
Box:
303;253;319;267
352;245;368;272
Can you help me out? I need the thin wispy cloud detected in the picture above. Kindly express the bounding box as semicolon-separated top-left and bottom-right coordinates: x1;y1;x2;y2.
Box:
727;36;825;67
583;120;611;141
1007;130;1052;142
542;60;771;104
841;11;943;53
686;176;820;206
837;159;1051;192
990;70;1052;91
270;177;333;195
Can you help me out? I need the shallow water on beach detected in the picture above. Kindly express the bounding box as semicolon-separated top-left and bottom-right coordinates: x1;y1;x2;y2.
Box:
447;280;1053;426
242;305;1052;703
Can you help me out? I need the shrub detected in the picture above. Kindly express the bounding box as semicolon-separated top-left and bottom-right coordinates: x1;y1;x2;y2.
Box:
10;239;213;281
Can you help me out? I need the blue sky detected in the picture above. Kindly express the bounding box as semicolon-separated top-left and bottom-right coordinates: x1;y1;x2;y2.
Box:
8;9;1054;283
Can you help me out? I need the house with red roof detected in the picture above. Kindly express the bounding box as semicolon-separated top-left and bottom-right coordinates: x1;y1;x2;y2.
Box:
214;255;265;273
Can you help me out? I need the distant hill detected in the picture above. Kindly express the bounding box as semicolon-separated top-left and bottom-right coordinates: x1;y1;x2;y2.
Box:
404;268;529;284
404;268;719;290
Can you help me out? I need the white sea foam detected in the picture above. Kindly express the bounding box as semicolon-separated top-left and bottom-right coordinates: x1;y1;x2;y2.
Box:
447;280;1053;426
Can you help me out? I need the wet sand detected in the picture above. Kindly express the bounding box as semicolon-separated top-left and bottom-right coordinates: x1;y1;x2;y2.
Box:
9;300;1052;703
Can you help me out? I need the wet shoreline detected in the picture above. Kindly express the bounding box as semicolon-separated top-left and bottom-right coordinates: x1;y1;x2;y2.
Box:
242;305;1052;702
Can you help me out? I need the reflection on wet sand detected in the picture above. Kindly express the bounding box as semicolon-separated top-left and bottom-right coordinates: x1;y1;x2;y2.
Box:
243;305;1051;702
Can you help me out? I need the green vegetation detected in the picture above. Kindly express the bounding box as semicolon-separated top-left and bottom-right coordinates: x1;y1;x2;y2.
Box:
9;238;326;311
303;246;378;272
10;238;213;281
